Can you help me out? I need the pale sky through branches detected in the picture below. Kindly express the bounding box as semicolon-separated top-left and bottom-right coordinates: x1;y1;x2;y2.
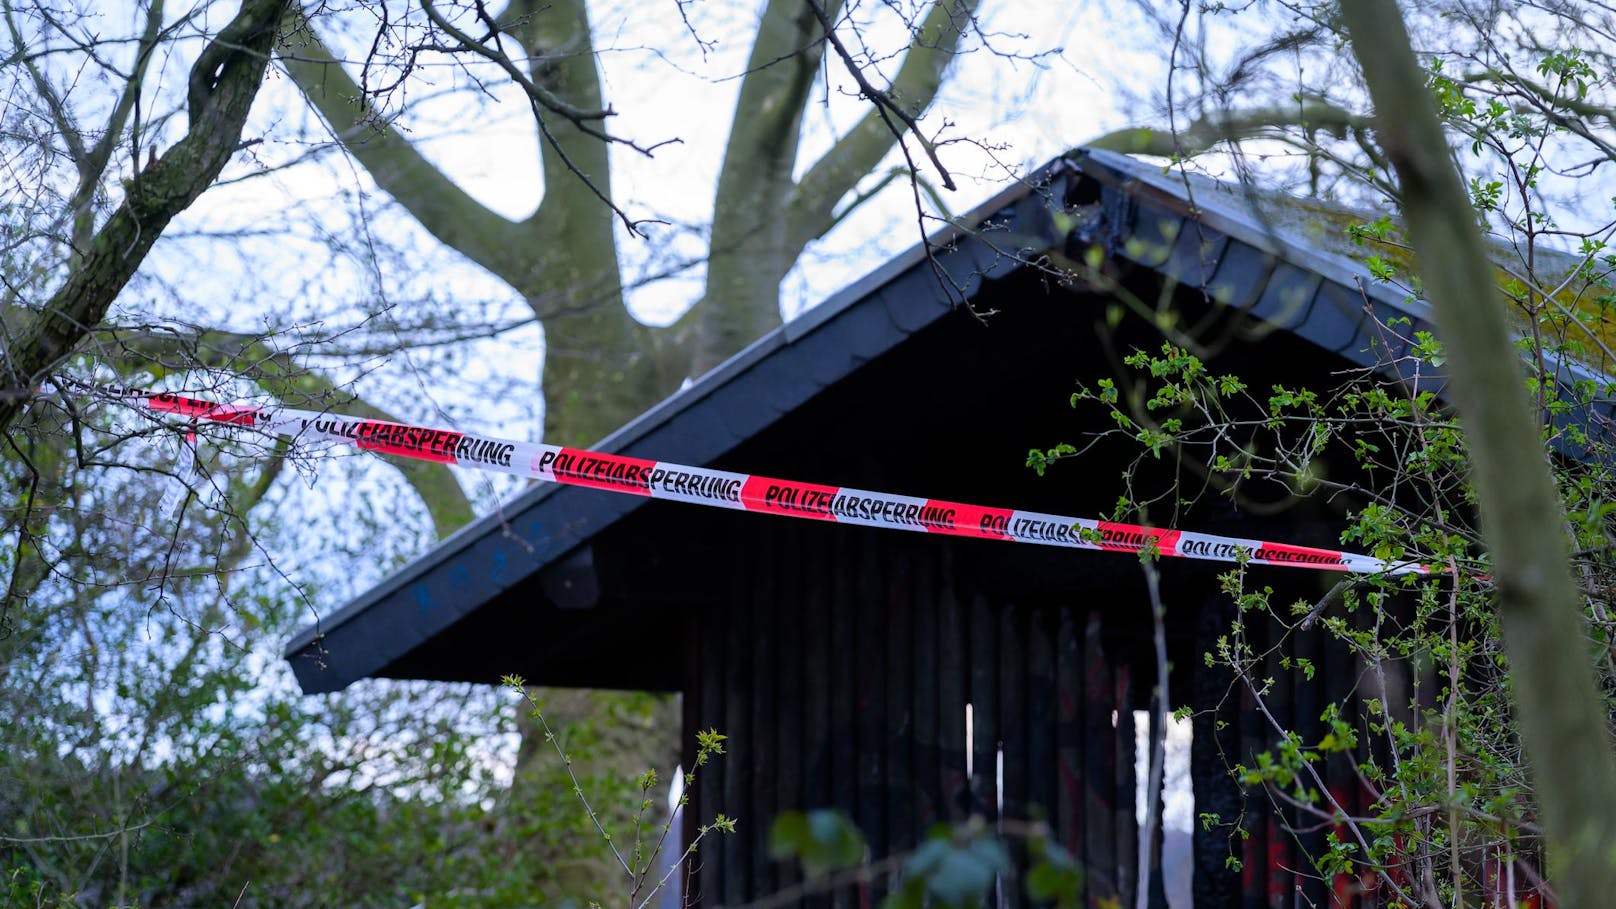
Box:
107;0;1168;566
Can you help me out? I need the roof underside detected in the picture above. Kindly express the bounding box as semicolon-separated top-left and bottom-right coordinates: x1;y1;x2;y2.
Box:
284;149;1614;694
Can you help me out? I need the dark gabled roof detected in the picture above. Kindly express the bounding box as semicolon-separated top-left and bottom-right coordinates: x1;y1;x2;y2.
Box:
284;148;1613;694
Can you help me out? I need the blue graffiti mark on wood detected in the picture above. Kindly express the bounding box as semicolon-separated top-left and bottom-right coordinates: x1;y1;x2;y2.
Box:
413;584;437;613
449;563;471;591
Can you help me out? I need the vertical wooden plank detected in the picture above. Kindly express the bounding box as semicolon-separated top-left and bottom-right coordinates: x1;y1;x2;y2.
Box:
775;522;807;902
969;593;1000;823
803;522;832;809
999;601;1029;909
886;547;917;861
723;543;753;904
1260;611;1299;905
829;530;859;909
695;598;725;908
1192;595;1241;909
1294;623;1326;909
1361;595;1401;909
802;525;833;909
751;528;780;902
1241;672;1269;909
999;602;1029;821
912;543;942;835
855;530;888;901
1115;665;1139;909
1322;619;1358;909
1055;607;1083;860
1026;606;1058;827
937;557;969;824
1083;611;1119;907
1026;607;1059;909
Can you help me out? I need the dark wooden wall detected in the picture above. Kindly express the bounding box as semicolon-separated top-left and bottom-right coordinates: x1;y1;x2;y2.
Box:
684;518;1140;908
1191;598;1402;909
670;509;1418;909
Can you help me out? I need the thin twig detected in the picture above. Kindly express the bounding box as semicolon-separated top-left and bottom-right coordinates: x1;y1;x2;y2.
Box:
1298;577;1355;630
803;0;956;191
519;690;635;879
1140;558;1169;902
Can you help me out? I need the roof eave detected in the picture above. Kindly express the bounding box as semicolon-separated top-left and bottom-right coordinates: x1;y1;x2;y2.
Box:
282;162;1072;691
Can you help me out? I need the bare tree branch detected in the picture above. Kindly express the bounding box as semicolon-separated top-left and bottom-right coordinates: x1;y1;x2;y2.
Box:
0;0;292;434
804;0;958;192
2;0;87;165
275;5;530;285
417;0;611;124
3;0;173;249
1085;100;1368;159
79;0;170;231
786;0;978;256
416;0;673;235
103;327;475;536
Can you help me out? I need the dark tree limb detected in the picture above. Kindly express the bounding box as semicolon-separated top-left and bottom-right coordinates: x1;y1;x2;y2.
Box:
696;0;975;375
418;0;611;125
804;0;959;192
416;0;669;236
276;5;529;284
1085;101;1368;160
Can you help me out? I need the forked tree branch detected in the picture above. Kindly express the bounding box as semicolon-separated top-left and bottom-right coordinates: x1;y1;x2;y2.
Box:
786;0;978;255
1085;101;1368;159
276;5;530;285
416;0;666;235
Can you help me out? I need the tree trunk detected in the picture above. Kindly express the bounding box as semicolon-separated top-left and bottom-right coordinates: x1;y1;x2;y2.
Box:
695;0;838;375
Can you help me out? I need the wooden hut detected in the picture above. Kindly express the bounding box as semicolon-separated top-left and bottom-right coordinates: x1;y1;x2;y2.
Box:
285;149;1606;907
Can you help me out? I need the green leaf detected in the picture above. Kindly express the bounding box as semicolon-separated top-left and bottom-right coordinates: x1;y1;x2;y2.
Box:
903;834;1009;906
1026;840;1084;906
768;810;866;875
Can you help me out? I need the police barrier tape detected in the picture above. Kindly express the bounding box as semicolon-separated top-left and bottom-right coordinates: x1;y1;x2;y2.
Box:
99;383;1429;576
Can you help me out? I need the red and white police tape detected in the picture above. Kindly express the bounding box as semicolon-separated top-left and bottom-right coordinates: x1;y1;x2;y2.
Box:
94;383;1430;576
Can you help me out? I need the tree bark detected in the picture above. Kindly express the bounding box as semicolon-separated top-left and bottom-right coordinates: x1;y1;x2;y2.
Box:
281;0;671;448
695;0;842;375
783;0;979;257
1341;0;1616;903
